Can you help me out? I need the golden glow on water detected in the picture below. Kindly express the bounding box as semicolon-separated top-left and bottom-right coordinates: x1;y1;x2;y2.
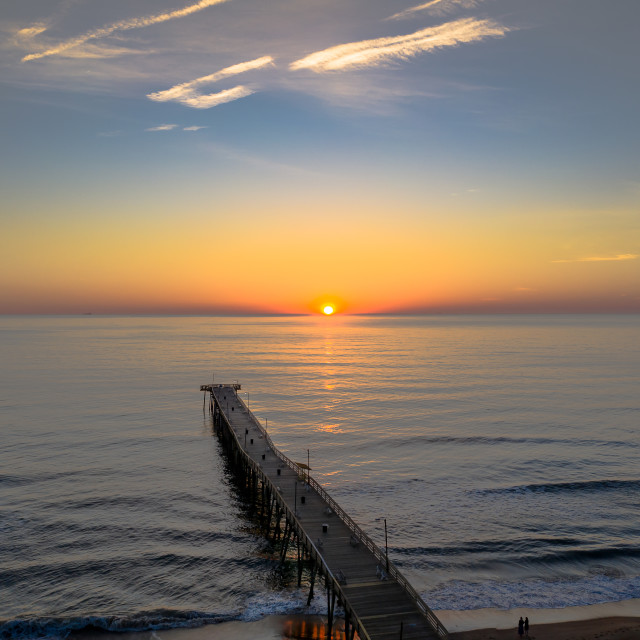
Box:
2;315;639;619
283;617;346;639
317;423;344;434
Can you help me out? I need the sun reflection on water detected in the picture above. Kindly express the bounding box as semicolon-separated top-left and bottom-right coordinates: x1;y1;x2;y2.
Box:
283;617;347;640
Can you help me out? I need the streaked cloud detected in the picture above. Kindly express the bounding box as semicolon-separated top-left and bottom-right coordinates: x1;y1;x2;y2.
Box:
290;18;507;73
58;43;151;59
172;86;255;109
145;124;179;131
387;0;479;21
552;254;638;264
147;56;273;109
148;57;273;103
17;24;49;39
22;0;229;62
276;70;445;114
146;124;209;131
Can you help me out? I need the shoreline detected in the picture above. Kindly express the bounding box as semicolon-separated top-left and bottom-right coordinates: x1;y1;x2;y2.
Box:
66;600;640;640
437;598;640;632
448;617;640;640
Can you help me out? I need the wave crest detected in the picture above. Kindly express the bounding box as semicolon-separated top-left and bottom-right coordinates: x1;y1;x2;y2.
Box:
478;478;640;495
0;610;229;640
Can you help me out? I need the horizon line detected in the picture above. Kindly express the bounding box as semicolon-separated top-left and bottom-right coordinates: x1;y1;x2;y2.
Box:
2;310;639;317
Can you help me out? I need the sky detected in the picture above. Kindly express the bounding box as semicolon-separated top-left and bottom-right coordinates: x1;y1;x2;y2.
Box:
1;0;639;314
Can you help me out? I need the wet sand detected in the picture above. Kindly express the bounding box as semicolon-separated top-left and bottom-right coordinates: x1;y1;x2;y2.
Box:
69;614;640;640
69;601;640;640
448;617;640;640
442;600;640;640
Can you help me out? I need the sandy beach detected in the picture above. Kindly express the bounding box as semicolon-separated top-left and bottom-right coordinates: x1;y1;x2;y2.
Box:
68;601;640;640
441;600;640;640
448;617;640;640
69;615;640;640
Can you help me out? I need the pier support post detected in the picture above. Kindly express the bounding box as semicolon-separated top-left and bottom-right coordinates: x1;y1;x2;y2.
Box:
273;505;283;542
265;496;275;536
327;585;336;639
251;470;257;500
297;537;303;587
307;564;317;606
261;484;268;527
280;522;292;565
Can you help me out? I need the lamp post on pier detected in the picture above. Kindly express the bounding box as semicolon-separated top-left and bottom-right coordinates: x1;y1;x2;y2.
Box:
384;518;389;572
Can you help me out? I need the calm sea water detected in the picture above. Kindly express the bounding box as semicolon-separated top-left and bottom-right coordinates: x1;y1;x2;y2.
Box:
1;315;639;638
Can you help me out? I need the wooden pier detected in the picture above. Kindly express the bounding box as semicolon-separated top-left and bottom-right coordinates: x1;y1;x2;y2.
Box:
201;383;448;640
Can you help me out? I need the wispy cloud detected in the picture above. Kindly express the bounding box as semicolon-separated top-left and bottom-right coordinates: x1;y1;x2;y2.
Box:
22;0;229;62
148;57;273;102
277;70;445;114
17;24;49;39
290;18;507;73
146;124;179;131
58;43;151;59
552;254;638;264
147;56;273;109
146;124;209;131
387;0;479;21
172;86;255;109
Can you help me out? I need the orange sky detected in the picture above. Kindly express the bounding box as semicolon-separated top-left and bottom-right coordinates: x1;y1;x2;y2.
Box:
1;0;639;314
2;196;638;314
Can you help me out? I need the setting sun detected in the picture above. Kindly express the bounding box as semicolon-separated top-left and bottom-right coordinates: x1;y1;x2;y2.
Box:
323;305;335;315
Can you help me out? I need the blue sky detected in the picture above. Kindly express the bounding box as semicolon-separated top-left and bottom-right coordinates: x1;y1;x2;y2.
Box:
1;0;639;313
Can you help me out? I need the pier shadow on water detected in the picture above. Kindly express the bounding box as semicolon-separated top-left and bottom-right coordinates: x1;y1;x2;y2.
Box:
210;416;335;617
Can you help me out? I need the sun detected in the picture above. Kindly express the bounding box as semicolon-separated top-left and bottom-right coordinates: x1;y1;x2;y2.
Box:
322;305;335;315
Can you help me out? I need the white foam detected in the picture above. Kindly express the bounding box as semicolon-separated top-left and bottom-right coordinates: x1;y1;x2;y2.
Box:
424;574;640;611
240;589;325;622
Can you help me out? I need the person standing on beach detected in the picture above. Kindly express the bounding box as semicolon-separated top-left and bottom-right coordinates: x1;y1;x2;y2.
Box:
518;617;524;638
524;617;529;638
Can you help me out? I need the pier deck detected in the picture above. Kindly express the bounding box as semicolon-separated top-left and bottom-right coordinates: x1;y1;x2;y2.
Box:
202;383;448;640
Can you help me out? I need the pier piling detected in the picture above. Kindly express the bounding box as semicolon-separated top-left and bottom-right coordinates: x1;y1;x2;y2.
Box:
201;382;448;640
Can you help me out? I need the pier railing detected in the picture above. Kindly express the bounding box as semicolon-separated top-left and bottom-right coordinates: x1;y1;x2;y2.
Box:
213;391;374;640
236;395;448;639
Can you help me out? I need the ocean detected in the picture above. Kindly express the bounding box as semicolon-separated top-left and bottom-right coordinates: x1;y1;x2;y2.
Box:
1;314;639;638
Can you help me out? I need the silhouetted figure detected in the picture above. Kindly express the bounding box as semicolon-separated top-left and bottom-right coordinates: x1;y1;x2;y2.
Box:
524;617;529;638
518;617;524;638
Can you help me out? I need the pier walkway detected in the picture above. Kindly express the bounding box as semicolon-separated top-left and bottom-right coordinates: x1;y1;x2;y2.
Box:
201;383;448;640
